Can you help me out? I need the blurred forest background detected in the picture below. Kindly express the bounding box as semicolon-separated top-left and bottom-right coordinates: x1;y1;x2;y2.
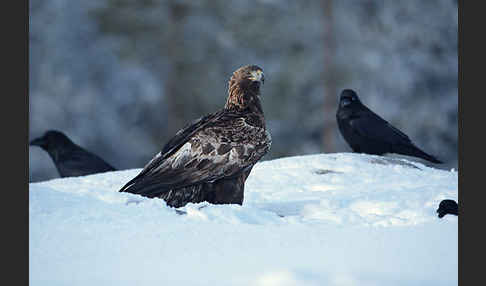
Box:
29;0;458;182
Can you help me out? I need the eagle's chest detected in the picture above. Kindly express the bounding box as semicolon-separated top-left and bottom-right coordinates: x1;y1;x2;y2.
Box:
232;116;270;150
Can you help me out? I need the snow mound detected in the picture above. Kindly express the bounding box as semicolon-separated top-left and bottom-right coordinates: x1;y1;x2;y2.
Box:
30;153;457;286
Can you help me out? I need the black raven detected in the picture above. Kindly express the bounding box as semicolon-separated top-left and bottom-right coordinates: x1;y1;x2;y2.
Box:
336;89;442;164
436;199;458;218
119;65;271;208
30;130;116;177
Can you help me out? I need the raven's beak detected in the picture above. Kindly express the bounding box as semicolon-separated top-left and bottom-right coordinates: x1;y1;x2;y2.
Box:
30;137;46;147
436;208;444;218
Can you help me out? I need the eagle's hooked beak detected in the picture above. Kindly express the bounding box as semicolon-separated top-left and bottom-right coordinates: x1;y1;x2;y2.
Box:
249;70;264;84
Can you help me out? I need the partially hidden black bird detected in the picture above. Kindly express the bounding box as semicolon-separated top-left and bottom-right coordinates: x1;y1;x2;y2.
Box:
437;199;458;218
119;65;271;208
30;130;116;177
336;89;442;164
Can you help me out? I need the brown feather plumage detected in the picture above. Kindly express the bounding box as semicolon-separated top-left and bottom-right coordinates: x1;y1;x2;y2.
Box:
119;65;271;208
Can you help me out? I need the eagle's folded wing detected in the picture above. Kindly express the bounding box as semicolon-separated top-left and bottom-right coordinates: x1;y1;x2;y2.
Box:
119;113;270;198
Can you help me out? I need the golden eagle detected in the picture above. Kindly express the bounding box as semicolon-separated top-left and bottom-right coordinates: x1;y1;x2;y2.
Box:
119;65;271;208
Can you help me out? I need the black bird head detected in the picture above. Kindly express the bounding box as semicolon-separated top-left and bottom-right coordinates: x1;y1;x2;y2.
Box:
339;89;362;108
436;199;458;218
29;130;74;151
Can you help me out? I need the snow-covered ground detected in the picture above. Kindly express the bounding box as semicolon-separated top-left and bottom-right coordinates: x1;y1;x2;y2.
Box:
29;153;458;286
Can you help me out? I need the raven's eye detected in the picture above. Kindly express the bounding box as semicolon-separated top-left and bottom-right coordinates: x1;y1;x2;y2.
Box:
341;98;352;107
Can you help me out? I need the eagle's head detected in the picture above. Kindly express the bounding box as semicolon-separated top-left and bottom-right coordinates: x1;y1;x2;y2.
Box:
232;64;264;85
226;65;265;111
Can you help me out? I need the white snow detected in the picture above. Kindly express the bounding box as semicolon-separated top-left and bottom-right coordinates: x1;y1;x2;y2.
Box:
29;153;458;286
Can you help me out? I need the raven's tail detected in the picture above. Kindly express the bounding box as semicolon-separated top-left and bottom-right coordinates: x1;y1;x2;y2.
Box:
394;144;443;164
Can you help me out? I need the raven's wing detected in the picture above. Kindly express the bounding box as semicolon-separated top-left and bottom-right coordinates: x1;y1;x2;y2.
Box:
119;112;271;198
349;108;442;163
349;109;412;145
57;148;116;177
